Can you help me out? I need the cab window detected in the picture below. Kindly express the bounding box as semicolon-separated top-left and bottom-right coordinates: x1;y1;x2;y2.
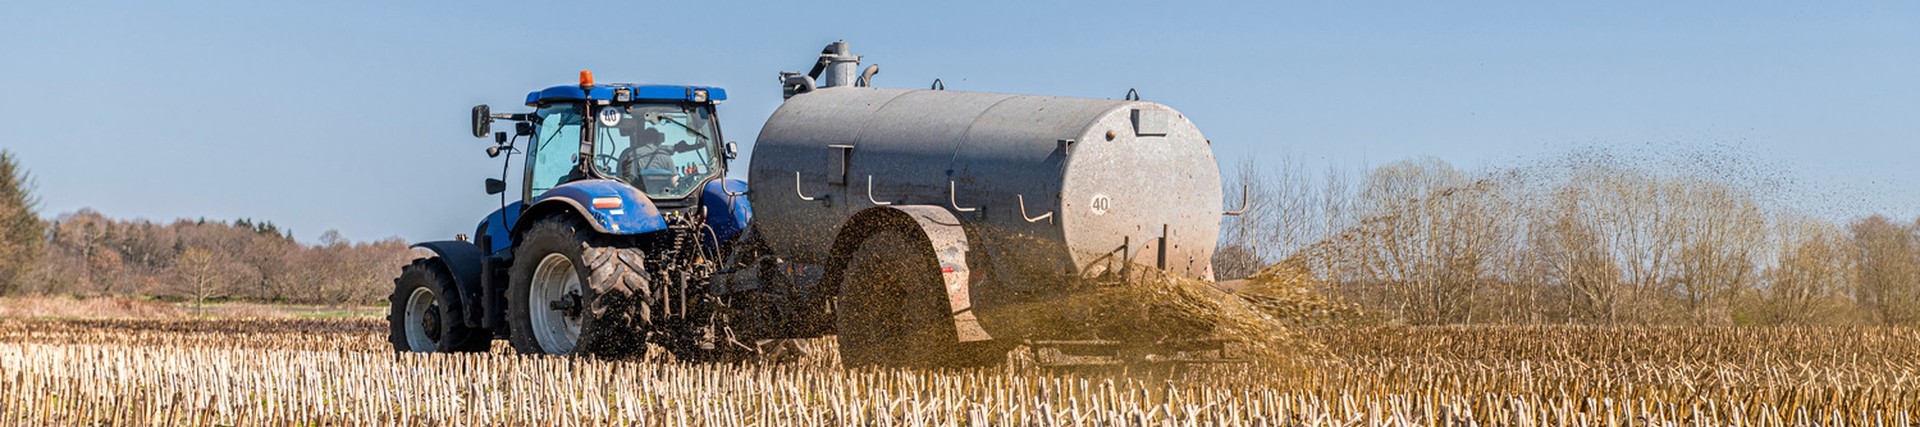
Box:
527;103;582;198
590;103;719;200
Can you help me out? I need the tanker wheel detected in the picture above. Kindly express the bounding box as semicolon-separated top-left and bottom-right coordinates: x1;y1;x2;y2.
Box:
387;258;490;353
836;228;997;368
506;217;653;358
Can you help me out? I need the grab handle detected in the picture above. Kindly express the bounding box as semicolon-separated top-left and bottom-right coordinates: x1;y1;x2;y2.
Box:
865;175;892;206
948;181;978;213
795;171;828;203
1223;184;1250;216
1017;194;1053;224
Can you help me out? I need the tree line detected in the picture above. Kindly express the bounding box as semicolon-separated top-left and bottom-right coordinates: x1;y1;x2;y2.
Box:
0;150;412;306
1218;154;1920;326
9;147;1917;320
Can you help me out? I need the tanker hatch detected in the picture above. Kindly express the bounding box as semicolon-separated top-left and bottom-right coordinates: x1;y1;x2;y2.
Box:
781;40;881;99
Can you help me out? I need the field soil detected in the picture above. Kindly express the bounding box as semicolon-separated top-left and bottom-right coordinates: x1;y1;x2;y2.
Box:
0;296;381;320
0;295;182;319
2;316;1916;425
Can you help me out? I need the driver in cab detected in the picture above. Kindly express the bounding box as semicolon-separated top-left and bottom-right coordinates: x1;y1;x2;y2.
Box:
608;110;700;193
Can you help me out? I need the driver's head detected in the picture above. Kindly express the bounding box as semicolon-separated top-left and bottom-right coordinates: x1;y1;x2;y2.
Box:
631;126;665;147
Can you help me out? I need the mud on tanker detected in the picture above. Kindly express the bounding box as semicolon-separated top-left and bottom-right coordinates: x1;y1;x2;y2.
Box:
391;41;1234;367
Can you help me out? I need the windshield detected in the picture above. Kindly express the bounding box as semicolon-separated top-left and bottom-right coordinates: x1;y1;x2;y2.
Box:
527;103;584;197
591;103;721;200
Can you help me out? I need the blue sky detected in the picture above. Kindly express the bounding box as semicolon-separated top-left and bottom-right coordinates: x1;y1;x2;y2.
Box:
1;1;1915;243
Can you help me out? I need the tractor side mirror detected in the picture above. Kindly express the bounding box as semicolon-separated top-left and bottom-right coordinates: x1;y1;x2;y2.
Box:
485;178;507;195
724;141;739;160
471;105;492;138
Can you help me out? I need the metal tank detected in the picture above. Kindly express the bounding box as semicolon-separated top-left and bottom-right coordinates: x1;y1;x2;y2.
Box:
744;42;1223;343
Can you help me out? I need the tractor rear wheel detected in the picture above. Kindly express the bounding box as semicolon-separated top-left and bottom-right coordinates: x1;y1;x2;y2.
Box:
506;217;653;358
836;228;995;368
387;258;491;353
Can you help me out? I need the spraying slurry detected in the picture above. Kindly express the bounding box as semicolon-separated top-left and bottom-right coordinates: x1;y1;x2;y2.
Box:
1222;142;1915;327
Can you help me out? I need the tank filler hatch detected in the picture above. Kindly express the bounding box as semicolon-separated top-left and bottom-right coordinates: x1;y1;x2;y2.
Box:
781;40;881;99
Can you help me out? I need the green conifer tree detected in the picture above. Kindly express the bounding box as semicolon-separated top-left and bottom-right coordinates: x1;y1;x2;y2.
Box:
0;150;47;294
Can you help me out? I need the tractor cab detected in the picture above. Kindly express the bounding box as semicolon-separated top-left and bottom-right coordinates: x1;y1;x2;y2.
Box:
488;71;732;208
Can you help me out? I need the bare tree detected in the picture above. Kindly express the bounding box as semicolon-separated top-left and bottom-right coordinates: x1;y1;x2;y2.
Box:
241;232;297;302
164;247;248;313
1211;243;1264;281
1681;187;1762;325
1849;216;1920;325
1757;216;1856;324
1308;158;1518;324
1530;199;1625;324
1219;155;1322;267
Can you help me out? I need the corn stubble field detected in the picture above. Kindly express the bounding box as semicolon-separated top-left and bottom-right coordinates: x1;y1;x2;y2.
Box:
2;316;1917;426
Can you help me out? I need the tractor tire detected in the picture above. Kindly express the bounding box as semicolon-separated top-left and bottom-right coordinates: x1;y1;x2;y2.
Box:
506;217;653;358
387;258;491;353
835;228;998;368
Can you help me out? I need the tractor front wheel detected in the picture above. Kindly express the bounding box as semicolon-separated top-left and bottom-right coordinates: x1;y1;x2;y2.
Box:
387;258;491;353
506;217;653;358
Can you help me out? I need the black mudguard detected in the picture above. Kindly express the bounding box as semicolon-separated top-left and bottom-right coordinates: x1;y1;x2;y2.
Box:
410;240;487;327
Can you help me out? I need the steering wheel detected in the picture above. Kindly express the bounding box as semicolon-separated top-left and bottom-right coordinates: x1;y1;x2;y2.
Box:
595;154;623;176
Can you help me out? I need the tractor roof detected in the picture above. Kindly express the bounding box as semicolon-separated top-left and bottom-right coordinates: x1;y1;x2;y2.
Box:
524;84;728;106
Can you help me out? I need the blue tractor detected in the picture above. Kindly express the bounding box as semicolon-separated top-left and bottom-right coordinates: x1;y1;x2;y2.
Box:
389;71;758;359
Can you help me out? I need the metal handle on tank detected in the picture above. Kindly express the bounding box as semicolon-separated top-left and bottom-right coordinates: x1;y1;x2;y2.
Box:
865;176;892;206
1017;194;1053;224
948;181;977;213
1223;184;1251;216
795;171;828;203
